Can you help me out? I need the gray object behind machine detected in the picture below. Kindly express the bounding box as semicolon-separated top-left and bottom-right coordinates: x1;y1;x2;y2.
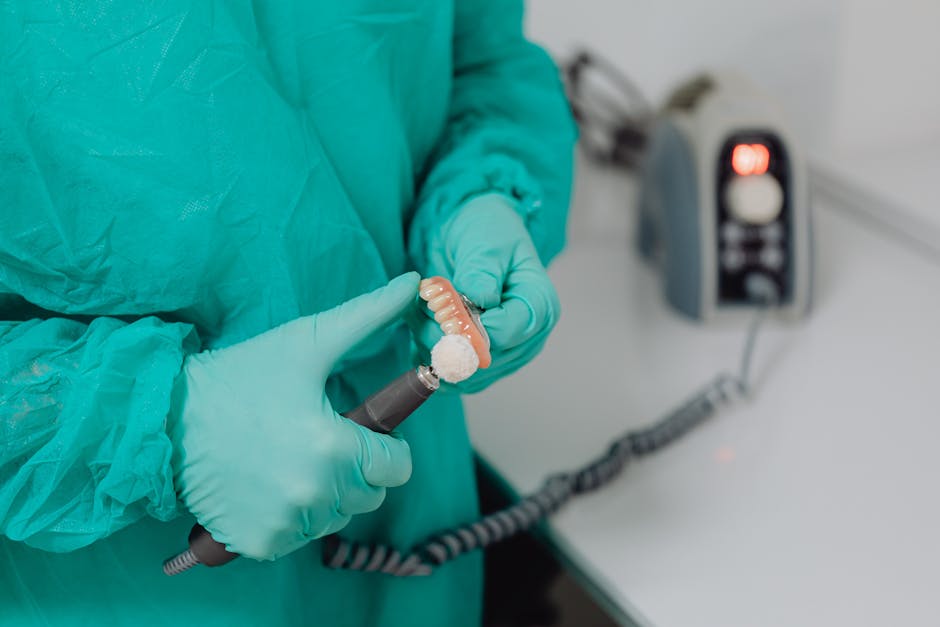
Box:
638;117;705;319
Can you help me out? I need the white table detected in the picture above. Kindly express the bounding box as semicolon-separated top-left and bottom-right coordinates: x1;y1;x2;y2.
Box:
464;156;940;627
813;142;940;235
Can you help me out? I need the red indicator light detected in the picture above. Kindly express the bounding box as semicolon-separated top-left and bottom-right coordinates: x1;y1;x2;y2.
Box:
731;143;770;176
752;144;769;175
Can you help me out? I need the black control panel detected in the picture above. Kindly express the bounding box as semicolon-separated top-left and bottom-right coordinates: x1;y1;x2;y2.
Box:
716;132;791;304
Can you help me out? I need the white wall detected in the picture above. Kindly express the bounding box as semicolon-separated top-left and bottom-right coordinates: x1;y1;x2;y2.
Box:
525;0;940;154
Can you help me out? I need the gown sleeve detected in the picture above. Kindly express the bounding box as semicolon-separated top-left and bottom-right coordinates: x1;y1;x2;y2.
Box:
408;0;578;267
0;296;199;552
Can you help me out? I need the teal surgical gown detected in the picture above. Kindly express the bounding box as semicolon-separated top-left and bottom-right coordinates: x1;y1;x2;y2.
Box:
0;2;575;625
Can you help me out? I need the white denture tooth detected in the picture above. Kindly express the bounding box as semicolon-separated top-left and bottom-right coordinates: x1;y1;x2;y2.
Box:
419;283;444;300
440;319;462;335
434;305;456;323
428;294;452;311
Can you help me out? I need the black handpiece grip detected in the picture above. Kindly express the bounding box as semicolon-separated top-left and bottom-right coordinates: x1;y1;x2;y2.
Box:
187;522;239;567
342;366;438;434
173;366;439;572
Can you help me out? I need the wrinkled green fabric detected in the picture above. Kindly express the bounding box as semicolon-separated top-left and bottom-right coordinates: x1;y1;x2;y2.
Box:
170;274;417;562
410;194;560;393
0;1;575;625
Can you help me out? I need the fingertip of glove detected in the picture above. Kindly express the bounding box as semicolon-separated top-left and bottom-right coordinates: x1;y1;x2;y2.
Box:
453;270;502;309
389;271;420;293
354;424;413;488
383;435;413;487
380;271;422;311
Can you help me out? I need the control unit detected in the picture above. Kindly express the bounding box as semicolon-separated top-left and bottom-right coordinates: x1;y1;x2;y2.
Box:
637;72;812;321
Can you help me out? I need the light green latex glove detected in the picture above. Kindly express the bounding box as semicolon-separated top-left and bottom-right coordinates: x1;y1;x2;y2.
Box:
167;273;419;561
412;194;560;393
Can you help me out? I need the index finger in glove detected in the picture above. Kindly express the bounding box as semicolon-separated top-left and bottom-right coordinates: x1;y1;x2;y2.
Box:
450;248;508;310
480;271;560;351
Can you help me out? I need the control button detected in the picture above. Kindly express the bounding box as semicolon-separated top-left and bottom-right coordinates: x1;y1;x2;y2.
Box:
761;223;783;242
760;246;784;270
721;222;745;244
725;174;784;225
721;248;745;272
745;272;779;302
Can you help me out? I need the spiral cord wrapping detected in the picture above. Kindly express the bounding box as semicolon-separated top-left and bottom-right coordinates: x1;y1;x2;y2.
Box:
162;548;200;576
324;372;743;577
324;298;775;577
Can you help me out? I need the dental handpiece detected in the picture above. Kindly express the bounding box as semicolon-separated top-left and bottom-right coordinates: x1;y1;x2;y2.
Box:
162;365;440;576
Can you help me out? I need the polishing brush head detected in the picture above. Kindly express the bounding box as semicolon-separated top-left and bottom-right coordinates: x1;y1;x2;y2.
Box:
431;334;480;383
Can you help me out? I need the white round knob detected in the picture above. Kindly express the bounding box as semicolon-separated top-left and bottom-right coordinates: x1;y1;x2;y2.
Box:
725;174;784;225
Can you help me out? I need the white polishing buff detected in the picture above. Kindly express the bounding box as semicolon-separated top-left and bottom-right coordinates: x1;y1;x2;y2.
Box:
431;334;480;383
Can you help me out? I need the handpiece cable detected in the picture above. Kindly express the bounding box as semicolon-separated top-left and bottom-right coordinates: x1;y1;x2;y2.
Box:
324;286;778;577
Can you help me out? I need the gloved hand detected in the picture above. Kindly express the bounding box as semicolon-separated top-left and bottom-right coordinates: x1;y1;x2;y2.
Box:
412;194;560;393
167;273;419;561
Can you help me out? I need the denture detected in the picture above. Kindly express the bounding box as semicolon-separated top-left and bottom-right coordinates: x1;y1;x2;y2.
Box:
419;276;492;369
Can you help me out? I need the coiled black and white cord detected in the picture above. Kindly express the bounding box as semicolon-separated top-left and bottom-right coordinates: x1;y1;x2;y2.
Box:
324;292;777;577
